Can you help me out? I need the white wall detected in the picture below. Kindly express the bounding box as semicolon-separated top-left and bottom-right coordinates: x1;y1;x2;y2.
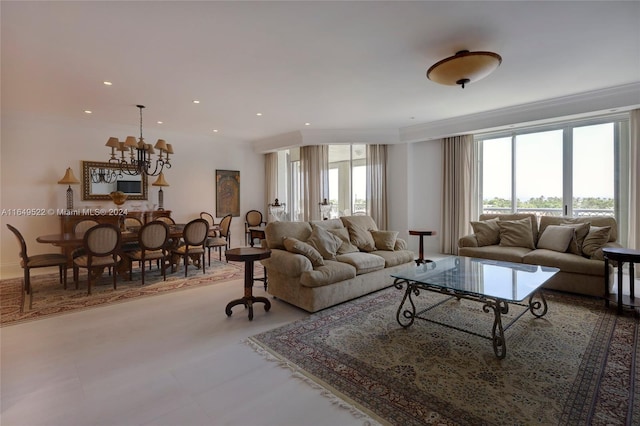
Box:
388;140;442;257
0;111;265;276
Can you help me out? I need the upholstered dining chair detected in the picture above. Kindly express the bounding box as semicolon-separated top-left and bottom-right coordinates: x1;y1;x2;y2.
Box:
73;223;121;295
6;224;68;312
155;215;176;225
124;216;143;230
124;221;170;285
244;210;266;245
205;214;232;264
171;218;208;277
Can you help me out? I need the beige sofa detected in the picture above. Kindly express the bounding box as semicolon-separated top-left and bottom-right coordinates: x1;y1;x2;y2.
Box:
458;214;622;297
261;216;415;312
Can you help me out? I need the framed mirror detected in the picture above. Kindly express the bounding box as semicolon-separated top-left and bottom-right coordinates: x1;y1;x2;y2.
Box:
82;161;148;201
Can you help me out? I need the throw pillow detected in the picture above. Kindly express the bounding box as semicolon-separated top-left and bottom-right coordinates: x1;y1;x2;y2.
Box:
328;228;360;254
582;226;611;258
370;230;398;251
307;225;343;260
560;221;590;255
470;218;500;246
536;225;574;252
347;223;376;252
498;217;535;249
282;236;324;267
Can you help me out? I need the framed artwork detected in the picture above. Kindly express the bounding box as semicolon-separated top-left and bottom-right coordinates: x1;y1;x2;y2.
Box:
216;170;240;217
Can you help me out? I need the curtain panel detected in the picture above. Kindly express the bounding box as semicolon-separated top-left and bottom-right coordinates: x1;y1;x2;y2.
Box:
629;109;640;249
265;152;278;218
440;134;478;254
366;144;388;230
300;145;329;221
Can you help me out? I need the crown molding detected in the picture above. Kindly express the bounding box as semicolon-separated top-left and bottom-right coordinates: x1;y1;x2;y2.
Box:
400;82;640;143
252;128;399;153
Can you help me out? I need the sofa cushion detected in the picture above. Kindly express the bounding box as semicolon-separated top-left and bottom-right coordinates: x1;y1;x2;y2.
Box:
498;217;535;249
265;221;312;250
523;249;604;276
536;225;574;252
300;260;357;288
458;245;532;263
309;218;344;230
480;213;539;243
561;222;591;255
327;228;360;254
307;225;343;260
283;237;324;267
582;226;612;258
370;249;415;267
470;218;500;246
371;230;398;251
341;215;378;252
539;216;618;243
336;252;385;275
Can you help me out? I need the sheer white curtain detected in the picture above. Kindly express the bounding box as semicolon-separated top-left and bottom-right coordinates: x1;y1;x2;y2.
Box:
265;152;278;218
300;145;329;221
440;134;478;254
366;144;388;229
629;109;640;249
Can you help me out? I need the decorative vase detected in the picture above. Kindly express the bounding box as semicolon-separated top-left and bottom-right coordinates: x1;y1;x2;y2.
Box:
109;191;128;206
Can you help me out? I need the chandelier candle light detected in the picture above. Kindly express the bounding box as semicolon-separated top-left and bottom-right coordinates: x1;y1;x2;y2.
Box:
57;167;80;210
427;50;502;89
105;105;174;177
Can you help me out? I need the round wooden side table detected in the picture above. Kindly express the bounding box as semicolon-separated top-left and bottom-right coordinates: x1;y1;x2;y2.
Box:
224;247;271;320
408;230;436;265
603;247;640;314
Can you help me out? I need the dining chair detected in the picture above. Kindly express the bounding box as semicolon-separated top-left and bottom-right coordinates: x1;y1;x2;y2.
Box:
124;221;170;285
171;218;208;277
205;214;232;264
6;224;68;312
154;215;175;225
244;210;266;245
124;216;143;230
73;223;121;295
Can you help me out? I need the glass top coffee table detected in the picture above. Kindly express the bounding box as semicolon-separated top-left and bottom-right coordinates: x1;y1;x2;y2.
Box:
390;256;559;359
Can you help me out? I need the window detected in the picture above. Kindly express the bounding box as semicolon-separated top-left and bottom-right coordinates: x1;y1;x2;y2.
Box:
477;115;629;243
328;144;367;217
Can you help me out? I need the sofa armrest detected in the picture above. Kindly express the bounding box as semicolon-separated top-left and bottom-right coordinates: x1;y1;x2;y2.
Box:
458;234;479;248
394;238;408;251
260;248;313;277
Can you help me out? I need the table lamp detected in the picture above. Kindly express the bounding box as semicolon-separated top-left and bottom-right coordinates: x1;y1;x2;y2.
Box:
58;167;80;210
152;172;170;210
319;198;331;220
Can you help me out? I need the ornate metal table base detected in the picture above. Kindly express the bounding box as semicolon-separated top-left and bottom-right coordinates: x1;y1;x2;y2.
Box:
394;279;548;359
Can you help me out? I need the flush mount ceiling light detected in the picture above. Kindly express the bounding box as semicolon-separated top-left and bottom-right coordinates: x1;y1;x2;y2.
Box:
427;50;502;89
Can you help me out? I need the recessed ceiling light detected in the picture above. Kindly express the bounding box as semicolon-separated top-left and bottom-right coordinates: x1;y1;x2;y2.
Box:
84;110;92;114
256;112;262;116
157;121;163;124
213;129;219;133
304;122;311;126
103;81;112;86
193;100;200;104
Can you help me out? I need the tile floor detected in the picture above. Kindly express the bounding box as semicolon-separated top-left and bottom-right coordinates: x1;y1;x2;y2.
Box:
0;268;371;426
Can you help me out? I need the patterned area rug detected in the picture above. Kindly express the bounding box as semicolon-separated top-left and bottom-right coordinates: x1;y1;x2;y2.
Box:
0;260;250;326
249;286;640;425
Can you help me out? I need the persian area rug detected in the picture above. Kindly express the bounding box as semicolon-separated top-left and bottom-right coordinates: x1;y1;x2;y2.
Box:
0;260;251;326
248;286;640;426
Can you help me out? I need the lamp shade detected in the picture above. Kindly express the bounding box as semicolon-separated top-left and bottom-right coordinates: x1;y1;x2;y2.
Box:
125;136;138;148
154;139;168;152
152;172;170;187
105;137;120;148
427;50;502;88
57;167;80;185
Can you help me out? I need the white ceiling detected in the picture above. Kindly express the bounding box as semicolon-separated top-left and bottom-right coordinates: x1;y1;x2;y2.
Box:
2;1;639;144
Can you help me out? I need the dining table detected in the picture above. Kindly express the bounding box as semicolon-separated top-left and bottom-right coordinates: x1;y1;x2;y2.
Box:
37;223;219;280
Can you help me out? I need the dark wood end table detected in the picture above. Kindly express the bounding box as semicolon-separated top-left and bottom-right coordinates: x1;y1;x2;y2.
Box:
408;230;436;265
224;247;271;320
603;247;640;314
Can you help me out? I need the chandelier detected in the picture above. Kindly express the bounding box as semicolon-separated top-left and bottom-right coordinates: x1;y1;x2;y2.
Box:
105;105;173;177
427;50;502;89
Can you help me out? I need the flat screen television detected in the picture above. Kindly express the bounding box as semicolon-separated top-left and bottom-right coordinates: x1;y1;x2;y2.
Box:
116;180;142;194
